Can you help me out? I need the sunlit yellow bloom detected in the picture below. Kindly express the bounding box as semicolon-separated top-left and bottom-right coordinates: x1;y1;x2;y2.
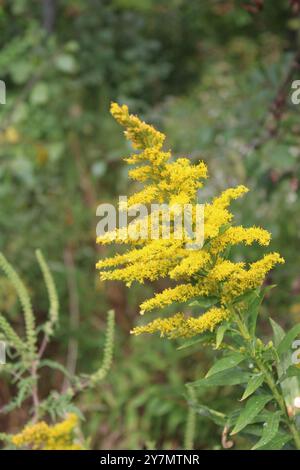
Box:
128;165;153;182
125;146;171;167
210;226;271;254
97;103;284;338
170;252;211;280
187;307;231;334
132;313;188;337
98;239;185;285
213;185;249;208
131;307;230;338
139;282;211;314
11;413;83;450
111;102;165;150
221;253;284;304
208;260;245;282
203;186;249;239
127;185;159;206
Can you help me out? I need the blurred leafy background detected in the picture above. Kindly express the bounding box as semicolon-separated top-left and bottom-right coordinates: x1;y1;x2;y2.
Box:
0;0;300;449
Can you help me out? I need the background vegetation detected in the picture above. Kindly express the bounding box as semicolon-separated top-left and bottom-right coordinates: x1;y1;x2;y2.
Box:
0;0;300;449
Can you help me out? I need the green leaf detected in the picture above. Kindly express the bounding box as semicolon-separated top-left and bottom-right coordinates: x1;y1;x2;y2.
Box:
215;323;228;349
205;353;245;378
270;318;285;347
240;373;264;401
227;408;244;428
177;332;213;350
189;296;218;308
257;432;291;450
194;404;227;426
278;365;300;382
232;289;258;306
192;369;252;388
246;293;260;336
247;286;275;336
251;412;281;449
270;320;300;407
231;395;272;435
277;324;300;356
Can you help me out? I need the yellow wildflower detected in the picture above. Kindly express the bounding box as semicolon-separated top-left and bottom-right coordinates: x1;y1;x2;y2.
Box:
12;421;49;450
127;185;159;207
208;260;245;282
110;102;165;150
169;252;211;280
11;413;83;450
132;313;188;337
210;226;271;254
131;307;230;338
221;253;285;304
139;283;211;314
97;103;284;338
187;307;231;334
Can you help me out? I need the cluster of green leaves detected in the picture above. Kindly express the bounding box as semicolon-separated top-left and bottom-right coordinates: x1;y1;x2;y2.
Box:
183;288;300;450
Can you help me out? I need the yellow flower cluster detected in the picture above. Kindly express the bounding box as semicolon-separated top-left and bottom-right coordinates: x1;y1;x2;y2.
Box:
11;413;83;450
132;308;231;338
110;102;165;151
97;103;284;338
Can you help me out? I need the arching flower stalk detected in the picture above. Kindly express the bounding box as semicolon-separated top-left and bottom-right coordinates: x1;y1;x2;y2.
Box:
97;103;283;338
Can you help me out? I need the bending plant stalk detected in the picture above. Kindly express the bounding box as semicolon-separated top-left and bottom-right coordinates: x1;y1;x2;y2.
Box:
0;251;115;450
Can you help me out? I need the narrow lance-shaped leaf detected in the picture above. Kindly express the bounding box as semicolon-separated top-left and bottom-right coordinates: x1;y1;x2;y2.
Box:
231;395;272;435
194;404;227;427
192;369;252;388
240;373;264;401
277;324;300;356
279;365;300;382
251;412;281;450
257;432;291;451
177;332;214;350
205;352;245;378
189;296;218;308
215;324;228;349
270;319;300;406
247;286;275;336
270;318;285;347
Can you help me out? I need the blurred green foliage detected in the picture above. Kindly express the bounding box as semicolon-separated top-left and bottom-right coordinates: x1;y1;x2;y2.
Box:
0;0;300;449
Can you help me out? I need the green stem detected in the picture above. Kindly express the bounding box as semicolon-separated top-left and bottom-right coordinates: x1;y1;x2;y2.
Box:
184;387;197;450
231;306;300;450
255;356;300;450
